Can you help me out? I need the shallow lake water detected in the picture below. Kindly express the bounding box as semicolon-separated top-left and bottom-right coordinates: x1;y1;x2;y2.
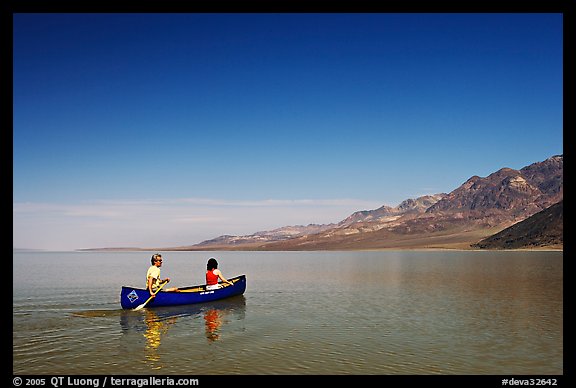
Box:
13;250;563;375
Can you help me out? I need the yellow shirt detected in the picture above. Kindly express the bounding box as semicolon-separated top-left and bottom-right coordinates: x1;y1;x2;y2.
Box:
146;265;161;290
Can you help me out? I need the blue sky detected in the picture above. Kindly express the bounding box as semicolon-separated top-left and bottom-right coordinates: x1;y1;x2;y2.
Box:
13;13;563;251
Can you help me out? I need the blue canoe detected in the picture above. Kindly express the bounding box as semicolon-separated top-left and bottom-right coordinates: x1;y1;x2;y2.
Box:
120;274;246;309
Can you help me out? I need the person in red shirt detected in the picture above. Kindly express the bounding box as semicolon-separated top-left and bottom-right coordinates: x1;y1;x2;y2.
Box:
205;257;234;290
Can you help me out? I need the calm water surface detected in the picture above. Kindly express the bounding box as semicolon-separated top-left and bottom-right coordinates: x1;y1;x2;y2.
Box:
13;250;563;375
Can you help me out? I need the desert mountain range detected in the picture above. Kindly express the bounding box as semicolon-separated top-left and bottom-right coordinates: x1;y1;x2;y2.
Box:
155;154;562;251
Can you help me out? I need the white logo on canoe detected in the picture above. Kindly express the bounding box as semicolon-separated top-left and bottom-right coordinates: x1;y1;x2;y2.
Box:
127;290;139;303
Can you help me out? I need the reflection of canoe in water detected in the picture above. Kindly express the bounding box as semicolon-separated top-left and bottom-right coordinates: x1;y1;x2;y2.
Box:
119;295;246;352
119;295;246;330
120;274;246;309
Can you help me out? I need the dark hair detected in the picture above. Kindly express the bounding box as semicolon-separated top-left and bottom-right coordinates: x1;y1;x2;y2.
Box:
207;257;218;270
151;253;162;265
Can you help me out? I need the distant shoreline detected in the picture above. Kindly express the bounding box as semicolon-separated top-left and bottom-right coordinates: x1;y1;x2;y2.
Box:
73;246;563;253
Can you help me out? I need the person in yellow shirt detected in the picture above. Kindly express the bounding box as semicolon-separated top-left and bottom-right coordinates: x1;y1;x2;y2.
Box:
146;253;179;296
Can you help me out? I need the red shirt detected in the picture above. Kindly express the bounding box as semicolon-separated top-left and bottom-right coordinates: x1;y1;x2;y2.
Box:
206;269;218;285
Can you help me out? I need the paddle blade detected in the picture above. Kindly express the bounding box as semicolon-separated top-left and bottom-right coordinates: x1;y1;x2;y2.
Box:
132;295;153;311
132;303;145;311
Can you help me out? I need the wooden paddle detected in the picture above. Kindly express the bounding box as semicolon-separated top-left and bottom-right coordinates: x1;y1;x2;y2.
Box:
133;281;168;311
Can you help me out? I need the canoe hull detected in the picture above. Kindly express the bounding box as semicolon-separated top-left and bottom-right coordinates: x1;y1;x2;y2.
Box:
120;274;246;309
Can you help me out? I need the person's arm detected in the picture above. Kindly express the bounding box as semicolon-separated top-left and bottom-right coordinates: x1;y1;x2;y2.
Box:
215;269;234;286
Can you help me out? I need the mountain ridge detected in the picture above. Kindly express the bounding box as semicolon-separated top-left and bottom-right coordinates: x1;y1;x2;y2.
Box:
81;155;563;251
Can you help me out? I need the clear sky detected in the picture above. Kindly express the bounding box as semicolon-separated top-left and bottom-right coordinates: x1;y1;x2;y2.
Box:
12;13;563;251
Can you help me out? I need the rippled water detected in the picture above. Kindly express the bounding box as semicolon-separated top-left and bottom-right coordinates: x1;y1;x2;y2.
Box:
13;250;563;375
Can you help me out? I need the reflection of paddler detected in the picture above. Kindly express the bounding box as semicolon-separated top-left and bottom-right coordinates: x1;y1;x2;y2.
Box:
204;309;223;342
143;310;162;353
143;309;177;364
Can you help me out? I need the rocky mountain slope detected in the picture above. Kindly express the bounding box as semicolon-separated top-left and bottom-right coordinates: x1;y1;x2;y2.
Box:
471;200;563;249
